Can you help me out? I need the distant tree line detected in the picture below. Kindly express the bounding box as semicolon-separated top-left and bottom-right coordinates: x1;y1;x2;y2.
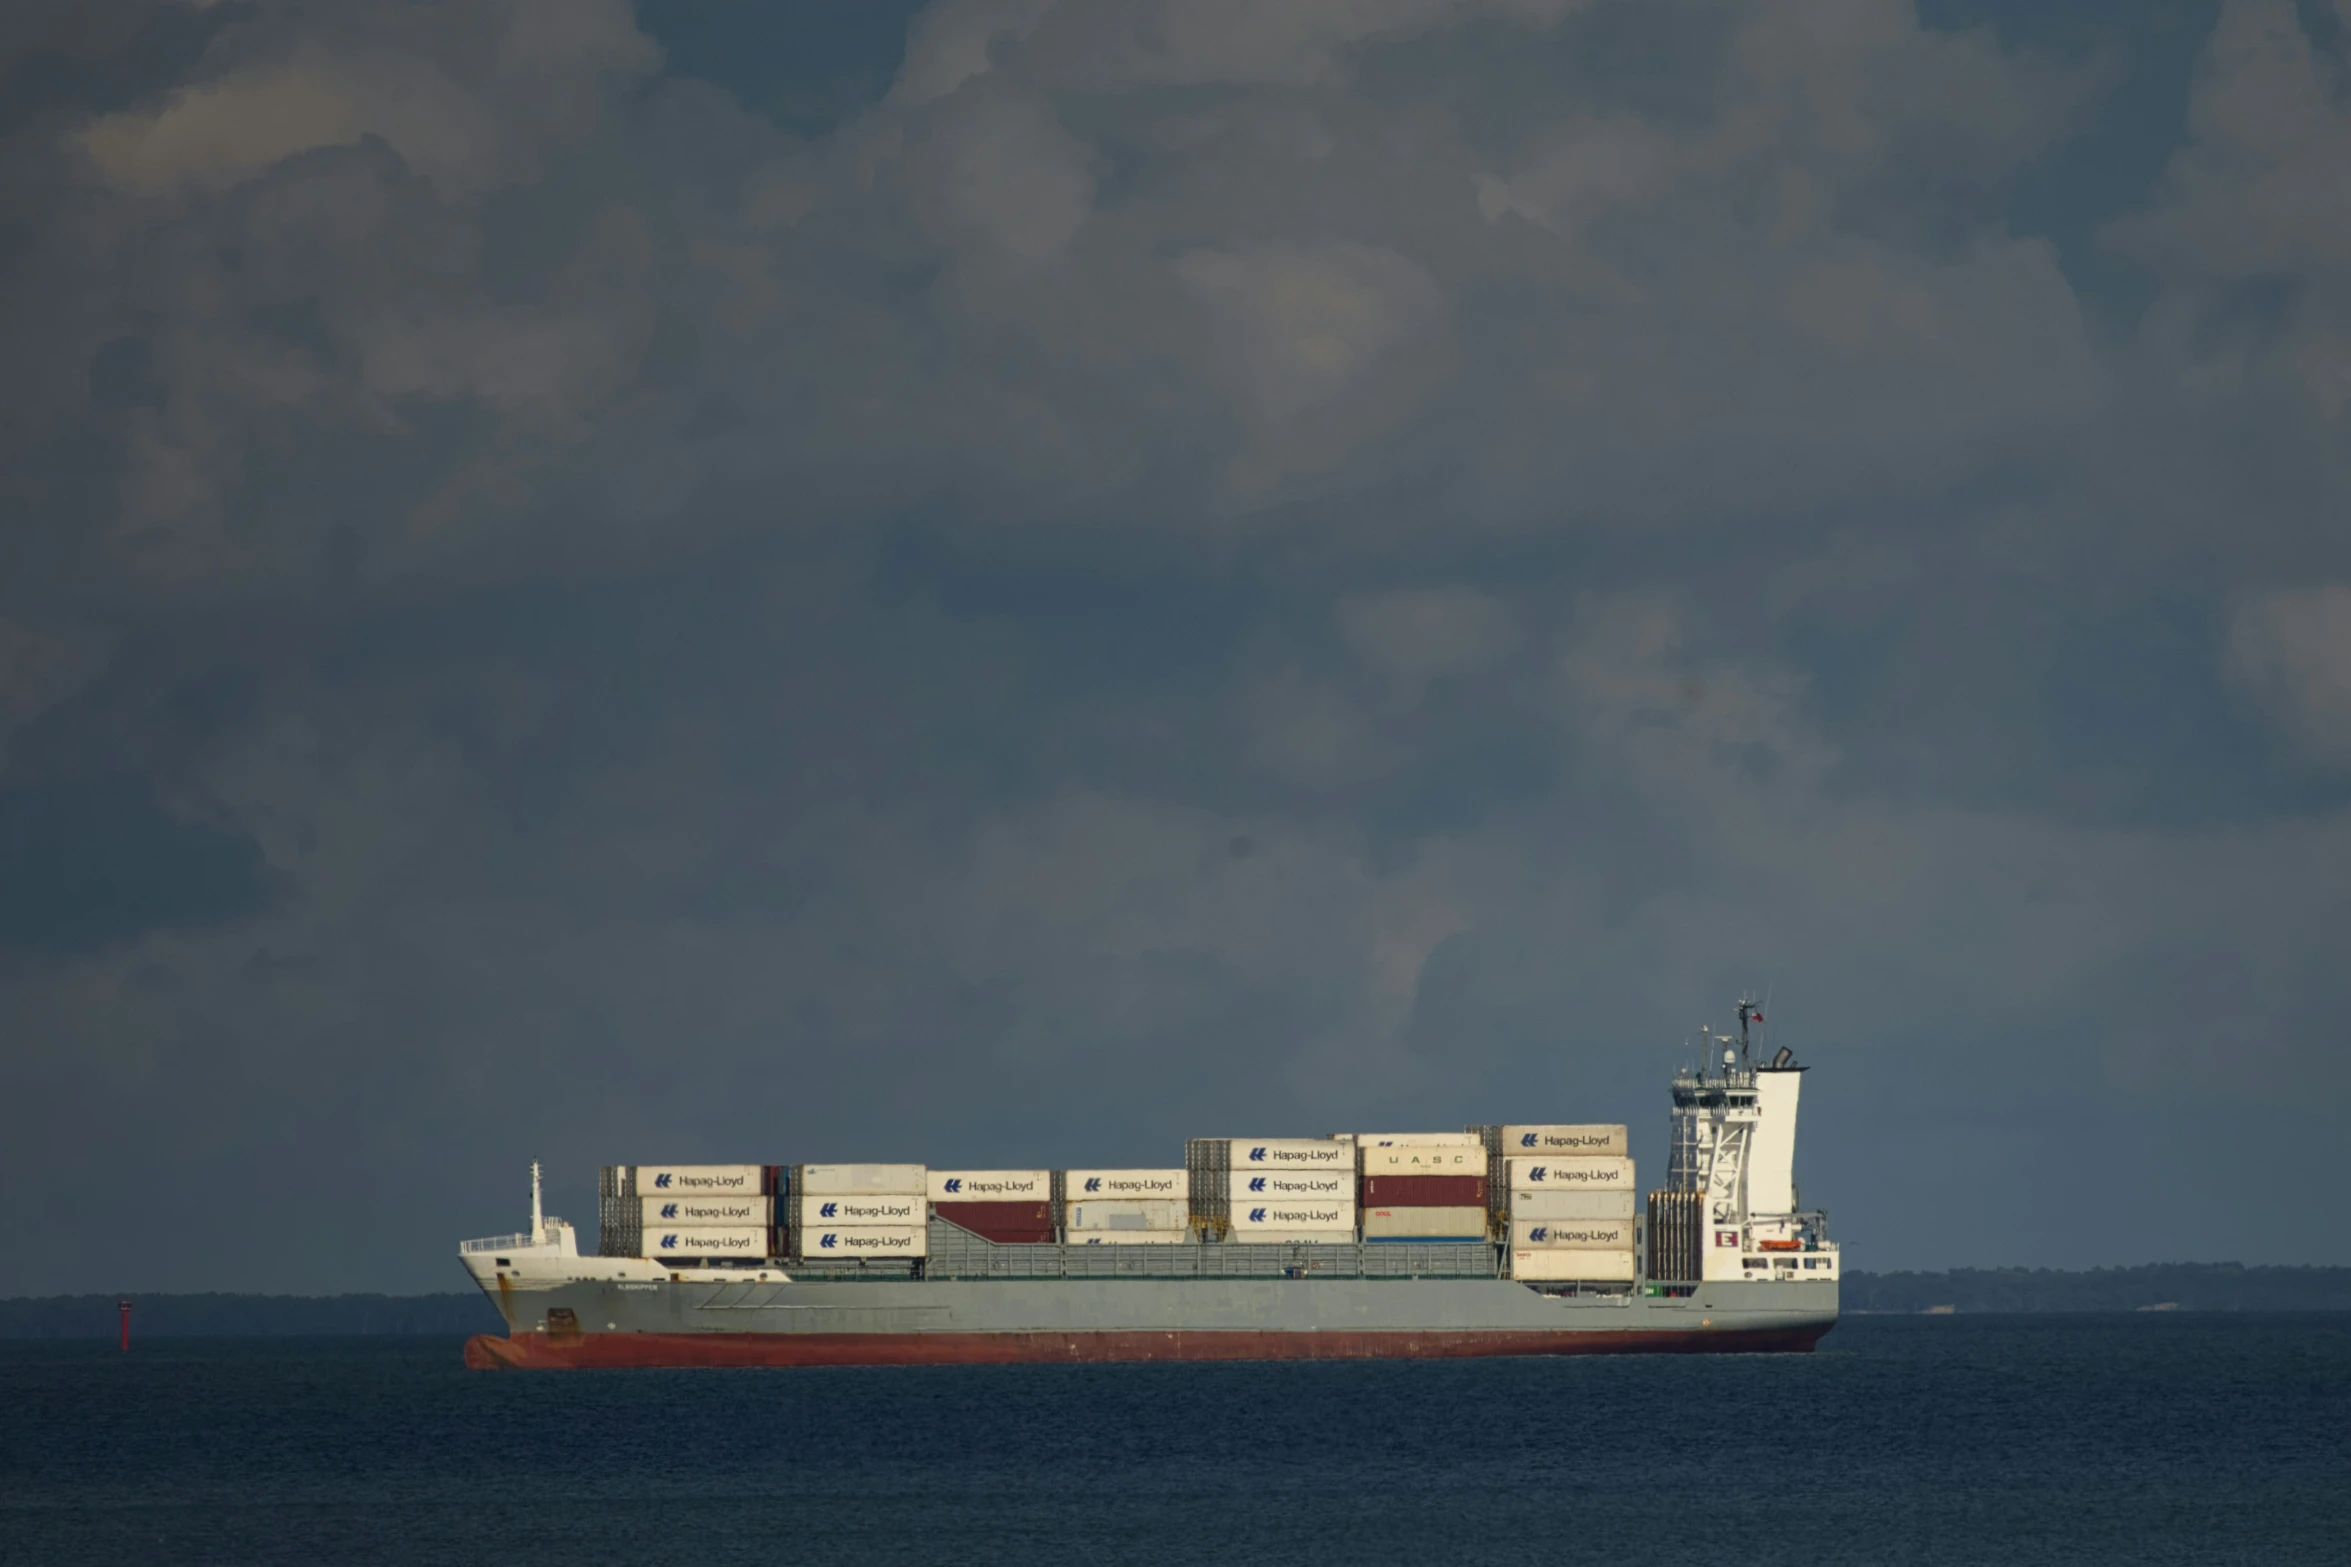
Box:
0;1292;503;1339
1845;1264;2351;1314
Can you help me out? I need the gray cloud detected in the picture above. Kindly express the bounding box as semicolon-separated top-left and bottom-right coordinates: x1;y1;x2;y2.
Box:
0;0;2347;1291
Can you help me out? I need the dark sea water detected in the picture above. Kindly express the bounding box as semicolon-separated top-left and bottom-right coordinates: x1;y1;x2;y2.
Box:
3;1315;2346;1566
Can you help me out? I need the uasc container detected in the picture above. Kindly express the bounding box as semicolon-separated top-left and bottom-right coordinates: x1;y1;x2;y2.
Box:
1508;1218;1636;1250
1498;1124;1628;1158
926;1169;1049;1201
1362;1206;1489;1239
638;1195;771;1227
1506;1156;1633;1191
1064;1200;1189;1231
799;1226;927;1258
1227;1169;1351;1200
644;1225;772;1258
797;1164;926;1195
798;1193;923;1226
1355;1132;1484;1148
635;1164;766;1195
1064;1169;1185;1199
1359;1143;1483;1174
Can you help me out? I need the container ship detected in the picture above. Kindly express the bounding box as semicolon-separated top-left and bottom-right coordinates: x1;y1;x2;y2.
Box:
461;1003;1837;1368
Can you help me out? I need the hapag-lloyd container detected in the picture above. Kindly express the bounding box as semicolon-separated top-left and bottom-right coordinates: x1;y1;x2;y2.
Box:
645;1225;771;1257
1510;1188;1637;1220
1508;1218;1636;1250
798;1193;923;1227
636;1164;766;1196
1074;1231;1190;1245
796;1164;925;1195
1227;1169;1351;1200
1512;1248;1638;1282
1362;1206;1489;1239
1355;1132;1484;1148
1064;1169;1185;1199
1359;1175;1487;1207
926;1169;1049;1201
800;1226;927;1258
1064;1200;1189;1231
1506;1156;1634;1191
1228;1202;1355;1231
1226;1139;1353;1170
1224;1230;1357;1245
1498;1124;1628;1158
638;1195;771;1227
1359;1143;1483;1174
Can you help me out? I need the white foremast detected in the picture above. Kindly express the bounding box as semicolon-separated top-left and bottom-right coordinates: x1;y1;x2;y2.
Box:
1667;1001;1839;1284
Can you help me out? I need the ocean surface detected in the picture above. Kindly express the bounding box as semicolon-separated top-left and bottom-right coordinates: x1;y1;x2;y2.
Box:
3;1315;2345;1565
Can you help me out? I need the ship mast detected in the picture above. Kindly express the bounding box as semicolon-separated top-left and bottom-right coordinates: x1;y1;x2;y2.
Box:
530;1160;544;1242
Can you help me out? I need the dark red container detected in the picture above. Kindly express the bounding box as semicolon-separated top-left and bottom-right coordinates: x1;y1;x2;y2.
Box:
934;1201;1056;1243
1359;1175;1487;1207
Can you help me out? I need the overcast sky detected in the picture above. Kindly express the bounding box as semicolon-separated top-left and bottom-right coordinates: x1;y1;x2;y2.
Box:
3;0;2348;1294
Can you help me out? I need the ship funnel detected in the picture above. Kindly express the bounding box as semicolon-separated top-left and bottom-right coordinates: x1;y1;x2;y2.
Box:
1770;1045;1793;1069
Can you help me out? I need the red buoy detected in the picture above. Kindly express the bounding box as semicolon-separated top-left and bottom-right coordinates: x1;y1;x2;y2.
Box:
119;1298;132;1352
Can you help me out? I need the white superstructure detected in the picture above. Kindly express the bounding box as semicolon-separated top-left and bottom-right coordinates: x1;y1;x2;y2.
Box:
1664;1001;1839;1286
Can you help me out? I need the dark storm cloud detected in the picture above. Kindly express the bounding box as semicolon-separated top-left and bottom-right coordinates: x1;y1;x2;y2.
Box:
1;0;2347;1291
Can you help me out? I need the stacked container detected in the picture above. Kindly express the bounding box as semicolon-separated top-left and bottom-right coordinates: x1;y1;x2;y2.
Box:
635;1164;780;1262
1061;1169;1187;1244
1486;1127;1636;1281
795;1164;928;1259
1213;1139;1356;1243
1356;1132;1488;1241
928;1169;1054;1243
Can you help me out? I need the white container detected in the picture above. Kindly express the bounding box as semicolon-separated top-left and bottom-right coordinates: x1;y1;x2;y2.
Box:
1064;1200;1190;1231
1355;1132;1484;1148
1227;1169;1351;1201
636;1164;764;1196
1498;1124;1628;1158
1074;1230;1190;1245
926;1169;1049;1201
1512;1248;1637;1281
800;1226;928;1258
644;1225;771;1258
1228;1202;1355;1231
1063;1169;1185;1199
1508;1189;1638;1221
638;1195;771;1227
1228;1139;1353;1169
1225;1230;1357;1246
1509;1217;1636;1250
1359;1143;1484;1175
1506;1156;1633;1191
1362;1206;1489;1238
798;1193;924;1227
797;1164;926;1195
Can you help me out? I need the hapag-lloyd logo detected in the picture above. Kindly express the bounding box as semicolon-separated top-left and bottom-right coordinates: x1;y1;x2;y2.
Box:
941;1176;1041;1197
1521;1131;1614;1151
1528;1226;1618;1244
649;1170;754;1193
1078;1175;1178;1196
1240;1205;1346;1226
1525;1164;1623;1186
1243;1144;1348;1167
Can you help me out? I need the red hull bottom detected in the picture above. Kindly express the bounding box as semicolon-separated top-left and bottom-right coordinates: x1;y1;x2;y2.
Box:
465;1323;1828;1370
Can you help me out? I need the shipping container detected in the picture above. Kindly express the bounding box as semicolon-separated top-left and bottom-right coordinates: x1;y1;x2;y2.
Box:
638;1195;771;1227
1508;1218;1637;1250
1506;1156;1634;1191
798;1193;923;1227
1222;1138;1354;1170
1354;1132;1484;1148
1359;1143;1484;1175
1359;1175;1487;1207
1507;1188;1638;1220
797;1226;928;1258
1064;1200;1190;1231
1073;1231;1191;1245
930;1200;1053;1240
644;1225;772;1258
926;1169;1050;1201
1497;1124;1628;1158
1063;1169;1185;1199
796;1163;925;1195
1222;1230;1358;1246
1228;1202;1356;1231
634;1164;766;1196
1362;1206;1490;1239
1511;1248;1638;1282
1227;1169;1351;1201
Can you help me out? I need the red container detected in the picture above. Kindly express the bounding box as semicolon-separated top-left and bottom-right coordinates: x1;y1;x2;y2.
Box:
1359;1175;1487;1207
934;1201;1056;1243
